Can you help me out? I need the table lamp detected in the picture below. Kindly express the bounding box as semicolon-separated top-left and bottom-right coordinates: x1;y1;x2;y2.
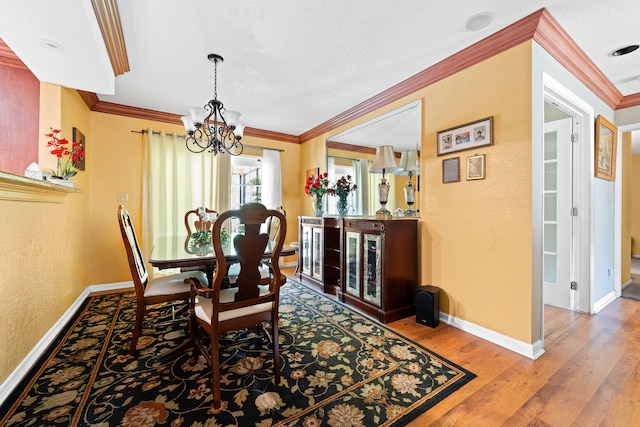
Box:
396;150;420;215
369;146;401;216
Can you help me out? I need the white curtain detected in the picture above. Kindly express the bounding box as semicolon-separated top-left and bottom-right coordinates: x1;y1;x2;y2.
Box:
354;158;370;215
327;156;336;214
142;129;227;263
261;149;282;209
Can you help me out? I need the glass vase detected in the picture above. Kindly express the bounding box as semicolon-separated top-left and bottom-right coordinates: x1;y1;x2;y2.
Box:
312;194;325;217
336;194;349;215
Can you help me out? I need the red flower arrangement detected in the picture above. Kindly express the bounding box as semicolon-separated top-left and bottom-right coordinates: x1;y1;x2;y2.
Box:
45;128;85;179
304;172;330;198
329;175;357;197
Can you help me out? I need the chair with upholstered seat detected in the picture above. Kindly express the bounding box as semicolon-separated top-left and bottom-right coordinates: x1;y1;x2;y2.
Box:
186;202;287;409
183;207;218;272
184;207;218;239
118;205;208;354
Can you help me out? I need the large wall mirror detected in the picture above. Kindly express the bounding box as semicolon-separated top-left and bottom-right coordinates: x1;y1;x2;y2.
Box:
325;100;422;216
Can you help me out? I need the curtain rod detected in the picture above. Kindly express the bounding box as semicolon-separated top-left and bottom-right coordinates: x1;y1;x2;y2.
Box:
329;155;360;162
131;129;284;152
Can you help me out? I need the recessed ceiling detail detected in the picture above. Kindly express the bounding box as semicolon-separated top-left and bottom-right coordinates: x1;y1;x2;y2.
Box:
40;39;63;51
609;44;639;57
463;12;495;32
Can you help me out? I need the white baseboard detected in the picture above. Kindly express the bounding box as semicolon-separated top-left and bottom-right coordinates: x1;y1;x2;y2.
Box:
0;281;133;406
593;290;617;314
439;312;545;360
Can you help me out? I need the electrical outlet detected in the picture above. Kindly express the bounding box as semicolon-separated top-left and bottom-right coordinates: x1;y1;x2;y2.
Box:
117;192;129;202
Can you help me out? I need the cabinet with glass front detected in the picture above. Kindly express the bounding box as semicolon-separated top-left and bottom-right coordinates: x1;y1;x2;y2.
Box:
342;217;417;323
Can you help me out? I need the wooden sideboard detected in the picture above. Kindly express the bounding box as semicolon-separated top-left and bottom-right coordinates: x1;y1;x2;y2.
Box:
298;216;417;323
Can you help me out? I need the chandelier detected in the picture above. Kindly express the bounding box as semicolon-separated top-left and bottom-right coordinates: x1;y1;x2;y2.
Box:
181;53;245;155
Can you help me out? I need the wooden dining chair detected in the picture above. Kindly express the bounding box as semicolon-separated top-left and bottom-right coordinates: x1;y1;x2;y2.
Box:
186;202;287;409
183;207;218;272
184;207;218;239
118;205;208;354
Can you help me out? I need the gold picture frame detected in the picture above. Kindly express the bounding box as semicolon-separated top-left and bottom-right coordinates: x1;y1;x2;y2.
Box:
466;154;485;180
595;115;617;181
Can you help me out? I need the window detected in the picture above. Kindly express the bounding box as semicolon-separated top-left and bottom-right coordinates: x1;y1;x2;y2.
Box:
230;155;262;209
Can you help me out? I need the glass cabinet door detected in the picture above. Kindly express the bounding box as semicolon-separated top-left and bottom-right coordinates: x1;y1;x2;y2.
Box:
344;231;360;297
363;233;382;306
301;225;312;276
312;227;323;280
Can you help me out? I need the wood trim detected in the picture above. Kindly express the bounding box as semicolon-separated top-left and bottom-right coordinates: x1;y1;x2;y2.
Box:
84;96;301;143
74;7;637;145
300;8;631;142
78;90;99;110
327;141;377;156
92;101;184;124
617;93;640;110
90;0;130;76
0;39;27;70
532;9;621;109
300;10;545;143
244;127;300;144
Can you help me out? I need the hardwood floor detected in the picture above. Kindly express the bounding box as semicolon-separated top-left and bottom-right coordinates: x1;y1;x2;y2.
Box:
282;268;640;426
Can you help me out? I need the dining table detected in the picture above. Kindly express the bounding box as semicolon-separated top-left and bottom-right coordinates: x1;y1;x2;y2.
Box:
149;234;296;284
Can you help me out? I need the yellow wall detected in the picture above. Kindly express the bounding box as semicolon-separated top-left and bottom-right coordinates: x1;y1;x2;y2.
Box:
299;43;534;343
0;87;91;382
422;44;533;342
631;153;640;256
621;132;631;283
0;87;300;382
87;114;301;285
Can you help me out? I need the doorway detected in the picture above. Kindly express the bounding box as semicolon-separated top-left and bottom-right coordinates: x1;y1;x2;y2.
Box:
542;116;574;309
539;74;595;351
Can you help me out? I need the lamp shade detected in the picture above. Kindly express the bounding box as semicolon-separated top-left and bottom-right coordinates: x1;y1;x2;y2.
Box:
396;150;420;176
188;107;208;126
223;110;241;128
369;146;401;173
181;115;196;133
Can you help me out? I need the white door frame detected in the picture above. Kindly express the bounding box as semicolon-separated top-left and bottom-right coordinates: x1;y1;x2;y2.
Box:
539;74;594;347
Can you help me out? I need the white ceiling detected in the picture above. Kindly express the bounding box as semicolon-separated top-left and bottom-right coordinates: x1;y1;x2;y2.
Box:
1;0;640;148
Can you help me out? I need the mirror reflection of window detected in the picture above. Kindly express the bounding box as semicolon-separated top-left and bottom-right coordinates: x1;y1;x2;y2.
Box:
327;156;356;215
325;100;420;217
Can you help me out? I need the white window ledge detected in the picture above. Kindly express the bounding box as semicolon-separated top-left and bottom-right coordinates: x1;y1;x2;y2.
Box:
0;171;81;203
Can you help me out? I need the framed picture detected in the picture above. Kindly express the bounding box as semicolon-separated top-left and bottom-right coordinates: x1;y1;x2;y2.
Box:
72;127;86;171
437;116;493;156
466;154;485;180
595;115;617;181
442;157;460;183
306;167;320;182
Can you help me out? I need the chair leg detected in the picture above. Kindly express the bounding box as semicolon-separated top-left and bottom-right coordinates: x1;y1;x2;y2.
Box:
129;303;145;354
211;331;222;409
272;315;281;385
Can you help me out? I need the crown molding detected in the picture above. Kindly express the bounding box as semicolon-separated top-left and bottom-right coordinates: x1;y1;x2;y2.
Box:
90;0;130;76
328;141;377;156
244;128;301;144
299;9;545;142
0;39;28;70
617;93;640;110
532;9;622;109
74;7;640;142
82;95;301;143
300;8;635;142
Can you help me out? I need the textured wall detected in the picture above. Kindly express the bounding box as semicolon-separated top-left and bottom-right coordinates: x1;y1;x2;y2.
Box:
420;43;533;343
0;86;90;383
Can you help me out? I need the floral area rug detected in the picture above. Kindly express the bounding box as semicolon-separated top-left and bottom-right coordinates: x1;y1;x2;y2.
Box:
0;279;475;426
